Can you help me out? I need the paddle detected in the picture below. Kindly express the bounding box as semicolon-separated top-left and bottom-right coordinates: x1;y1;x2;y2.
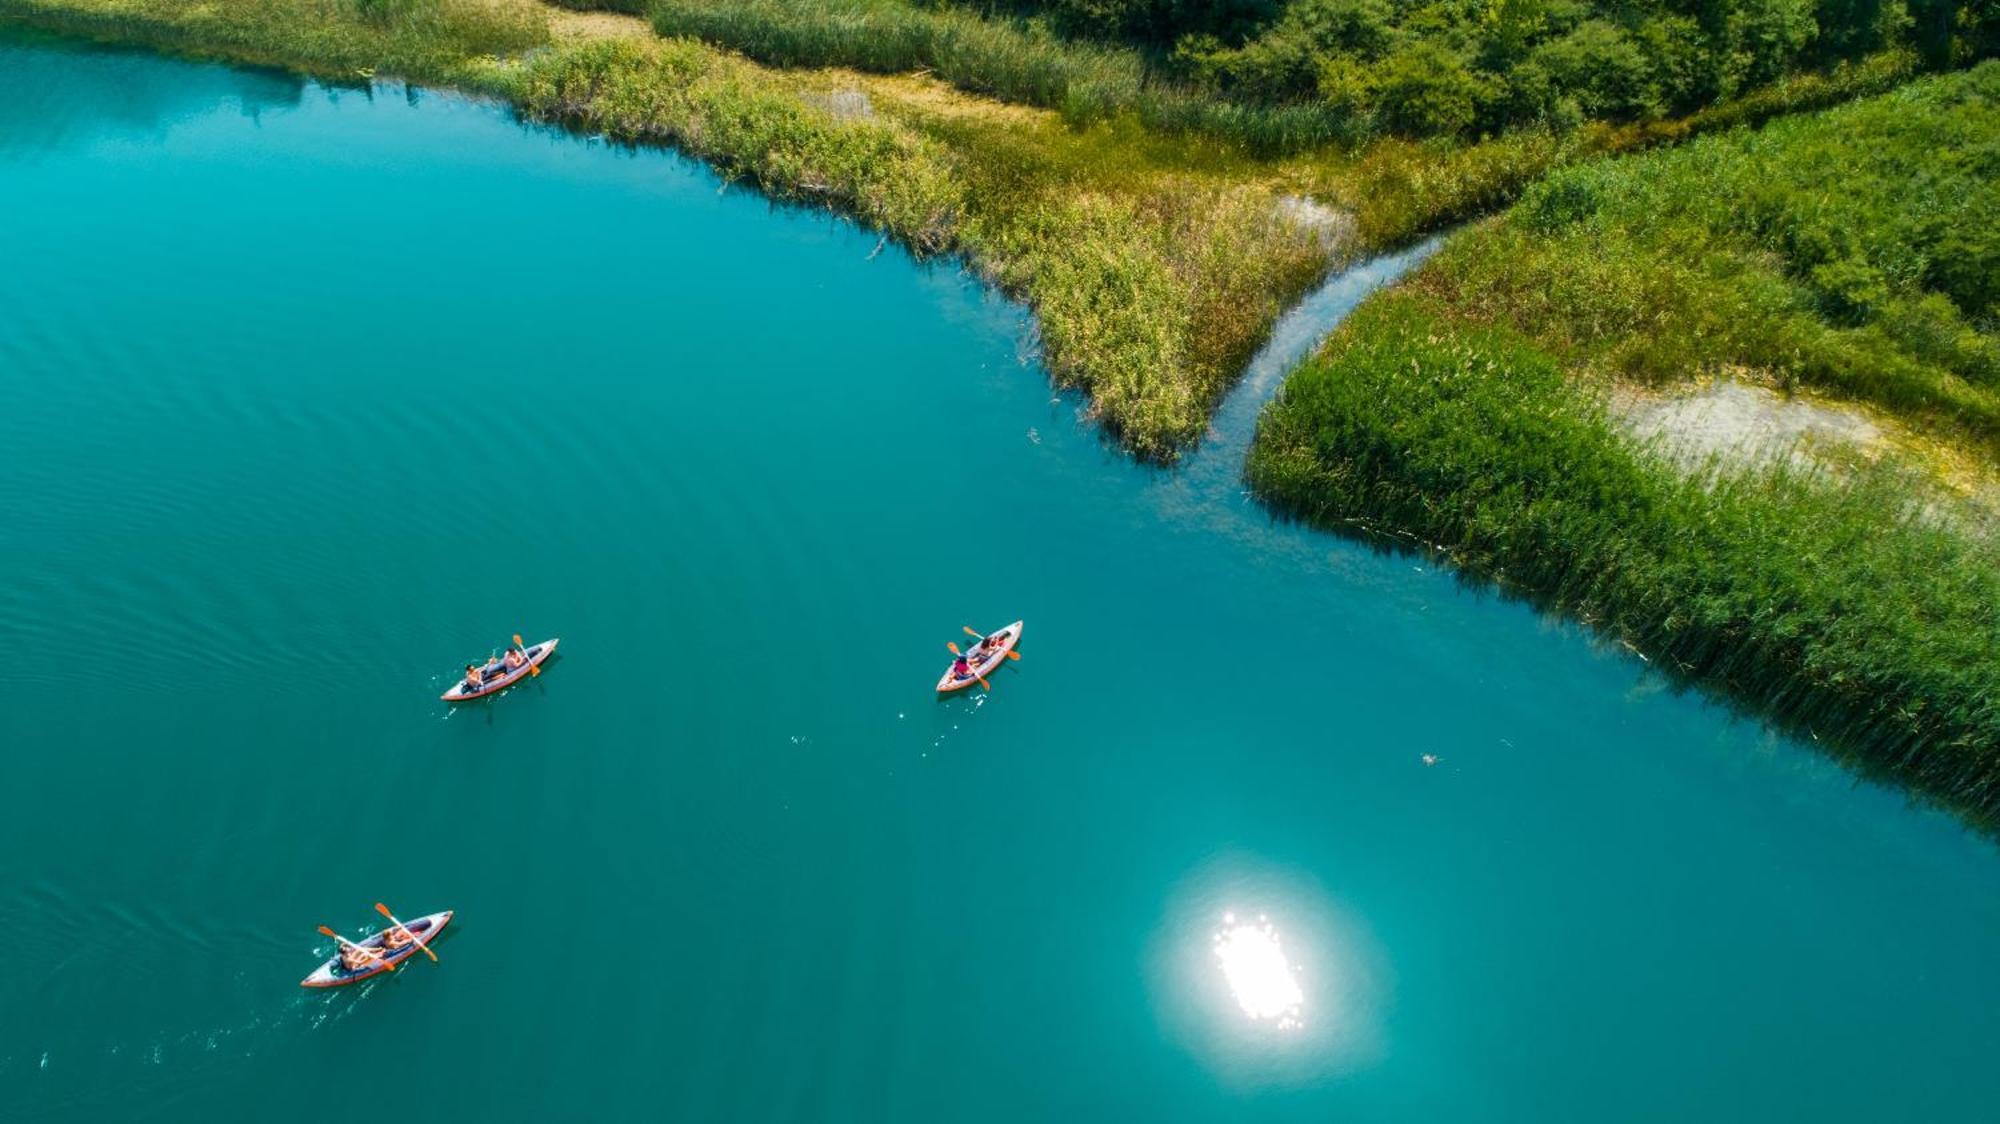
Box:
374;902;439;963
513;633;540;678
317;925;394;972
946;642;990;690
961;625;1022;661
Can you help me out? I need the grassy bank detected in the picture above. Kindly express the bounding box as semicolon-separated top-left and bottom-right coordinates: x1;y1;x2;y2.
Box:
0;0;550;78
1250;65;2000;823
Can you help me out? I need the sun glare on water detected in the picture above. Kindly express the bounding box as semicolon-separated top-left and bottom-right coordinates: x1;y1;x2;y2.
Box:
1213;912;1304;1029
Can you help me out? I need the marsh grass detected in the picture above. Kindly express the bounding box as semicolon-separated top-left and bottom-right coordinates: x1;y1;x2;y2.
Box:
1410;63;2000;448
494;36;963;250
1250;295;2000;823
633;0;1349;155
0;0;549;79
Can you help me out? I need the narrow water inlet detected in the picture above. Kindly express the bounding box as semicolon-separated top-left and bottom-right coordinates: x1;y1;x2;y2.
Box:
1186;234;1445;495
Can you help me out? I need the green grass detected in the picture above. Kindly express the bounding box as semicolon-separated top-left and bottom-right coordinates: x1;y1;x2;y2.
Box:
0;0;548;80
635;0;1350;155
1411;62;2000;446
1297;48;1924;248
493;36;964;251
1249;66;2000;823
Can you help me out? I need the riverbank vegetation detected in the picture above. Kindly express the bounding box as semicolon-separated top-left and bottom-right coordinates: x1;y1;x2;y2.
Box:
1250;63;2000;822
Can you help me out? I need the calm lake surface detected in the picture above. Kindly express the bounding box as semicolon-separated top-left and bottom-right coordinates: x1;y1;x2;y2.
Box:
2;32;1997;1122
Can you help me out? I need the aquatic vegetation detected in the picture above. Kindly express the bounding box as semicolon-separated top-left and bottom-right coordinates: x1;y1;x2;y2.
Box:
0;0;548;78
1250;67;2000;822
497;36;964;250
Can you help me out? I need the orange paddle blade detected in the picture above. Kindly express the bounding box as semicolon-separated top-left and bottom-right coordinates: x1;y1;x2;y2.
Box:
963;626;982;638
947;642;962;655
978;677;990;690
1007;650;1021;660
374;902;392;918
318;925;338;939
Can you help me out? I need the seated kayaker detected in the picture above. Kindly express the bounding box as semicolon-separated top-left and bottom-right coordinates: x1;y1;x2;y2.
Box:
339;943;379;972
503;648;525;671
462;664;484;693
382;925;413;952
951;655;972;681
975;633;1003;657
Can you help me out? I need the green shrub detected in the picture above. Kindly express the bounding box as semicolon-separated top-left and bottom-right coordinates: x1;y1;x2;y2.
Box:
1375;42;1487;137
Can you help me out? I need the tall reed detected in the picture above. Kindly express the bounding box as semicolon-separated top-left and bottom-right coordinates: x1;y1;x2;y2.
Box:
1250;295;2000;822
638;0;1350;155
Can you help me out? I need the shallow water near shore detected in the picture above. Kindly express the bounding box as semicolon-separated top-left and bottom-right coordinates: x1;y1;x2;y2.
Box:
3;32;1999;1122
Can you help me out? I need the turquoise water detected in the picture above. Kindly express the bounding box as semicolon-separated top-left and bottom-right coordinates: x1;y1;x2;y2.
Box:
3;34;1998;1122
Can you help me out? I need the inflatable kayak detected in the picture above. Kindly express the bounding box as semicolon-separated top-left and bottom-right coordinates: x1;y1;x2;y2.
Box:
300;910;452;988
937;620;1023;693
442;638;558;702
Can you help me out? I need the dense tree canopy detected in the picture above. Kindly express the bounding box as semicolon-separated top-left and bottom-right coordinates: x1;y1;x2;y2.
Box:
950;0;1996;137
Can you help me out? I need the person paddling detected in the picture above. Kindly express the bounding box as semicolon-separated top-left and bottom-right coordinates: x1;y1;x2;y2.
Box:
462;664;484;694
503;648;525;672
339;941;382;973
382;924;413;952
950;654;973;682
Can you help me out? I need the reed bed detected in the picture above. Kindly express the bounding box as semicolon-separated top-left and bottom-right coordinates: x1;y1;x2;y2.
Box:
0;0;548;80
632;0;1349;155
494;37;963;251
1250;295;2000;822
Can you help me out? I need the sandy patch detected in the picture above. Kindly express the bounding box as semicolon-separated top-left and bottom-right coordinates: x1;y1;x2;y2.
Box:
1614;377;2000;529
1616;379;1885;473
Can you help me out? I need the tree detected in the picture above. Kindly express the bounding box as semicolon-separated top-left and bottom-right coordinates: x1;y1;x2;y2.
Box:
1374;42;1489;136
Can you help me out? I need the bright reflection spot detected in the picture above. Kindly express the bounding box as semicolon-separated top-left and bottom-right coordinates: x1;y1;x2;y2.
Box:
1213;911;1303;1029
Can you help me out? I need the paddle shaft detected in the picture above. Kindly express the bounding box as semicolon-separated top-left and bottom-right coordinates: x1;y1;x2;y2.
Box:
375;903;438;963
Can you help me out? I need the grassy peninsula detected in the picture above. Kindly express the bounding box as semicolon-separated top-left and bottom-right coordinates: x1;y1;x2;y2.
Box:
1251;64;2000;820
2;0;1995;816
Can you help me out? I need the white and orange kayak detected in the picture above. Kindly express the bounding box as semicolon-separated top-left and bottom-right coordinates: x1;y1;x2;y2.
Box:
937;621;1022;693
301;910;452;988
442;638;558;702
